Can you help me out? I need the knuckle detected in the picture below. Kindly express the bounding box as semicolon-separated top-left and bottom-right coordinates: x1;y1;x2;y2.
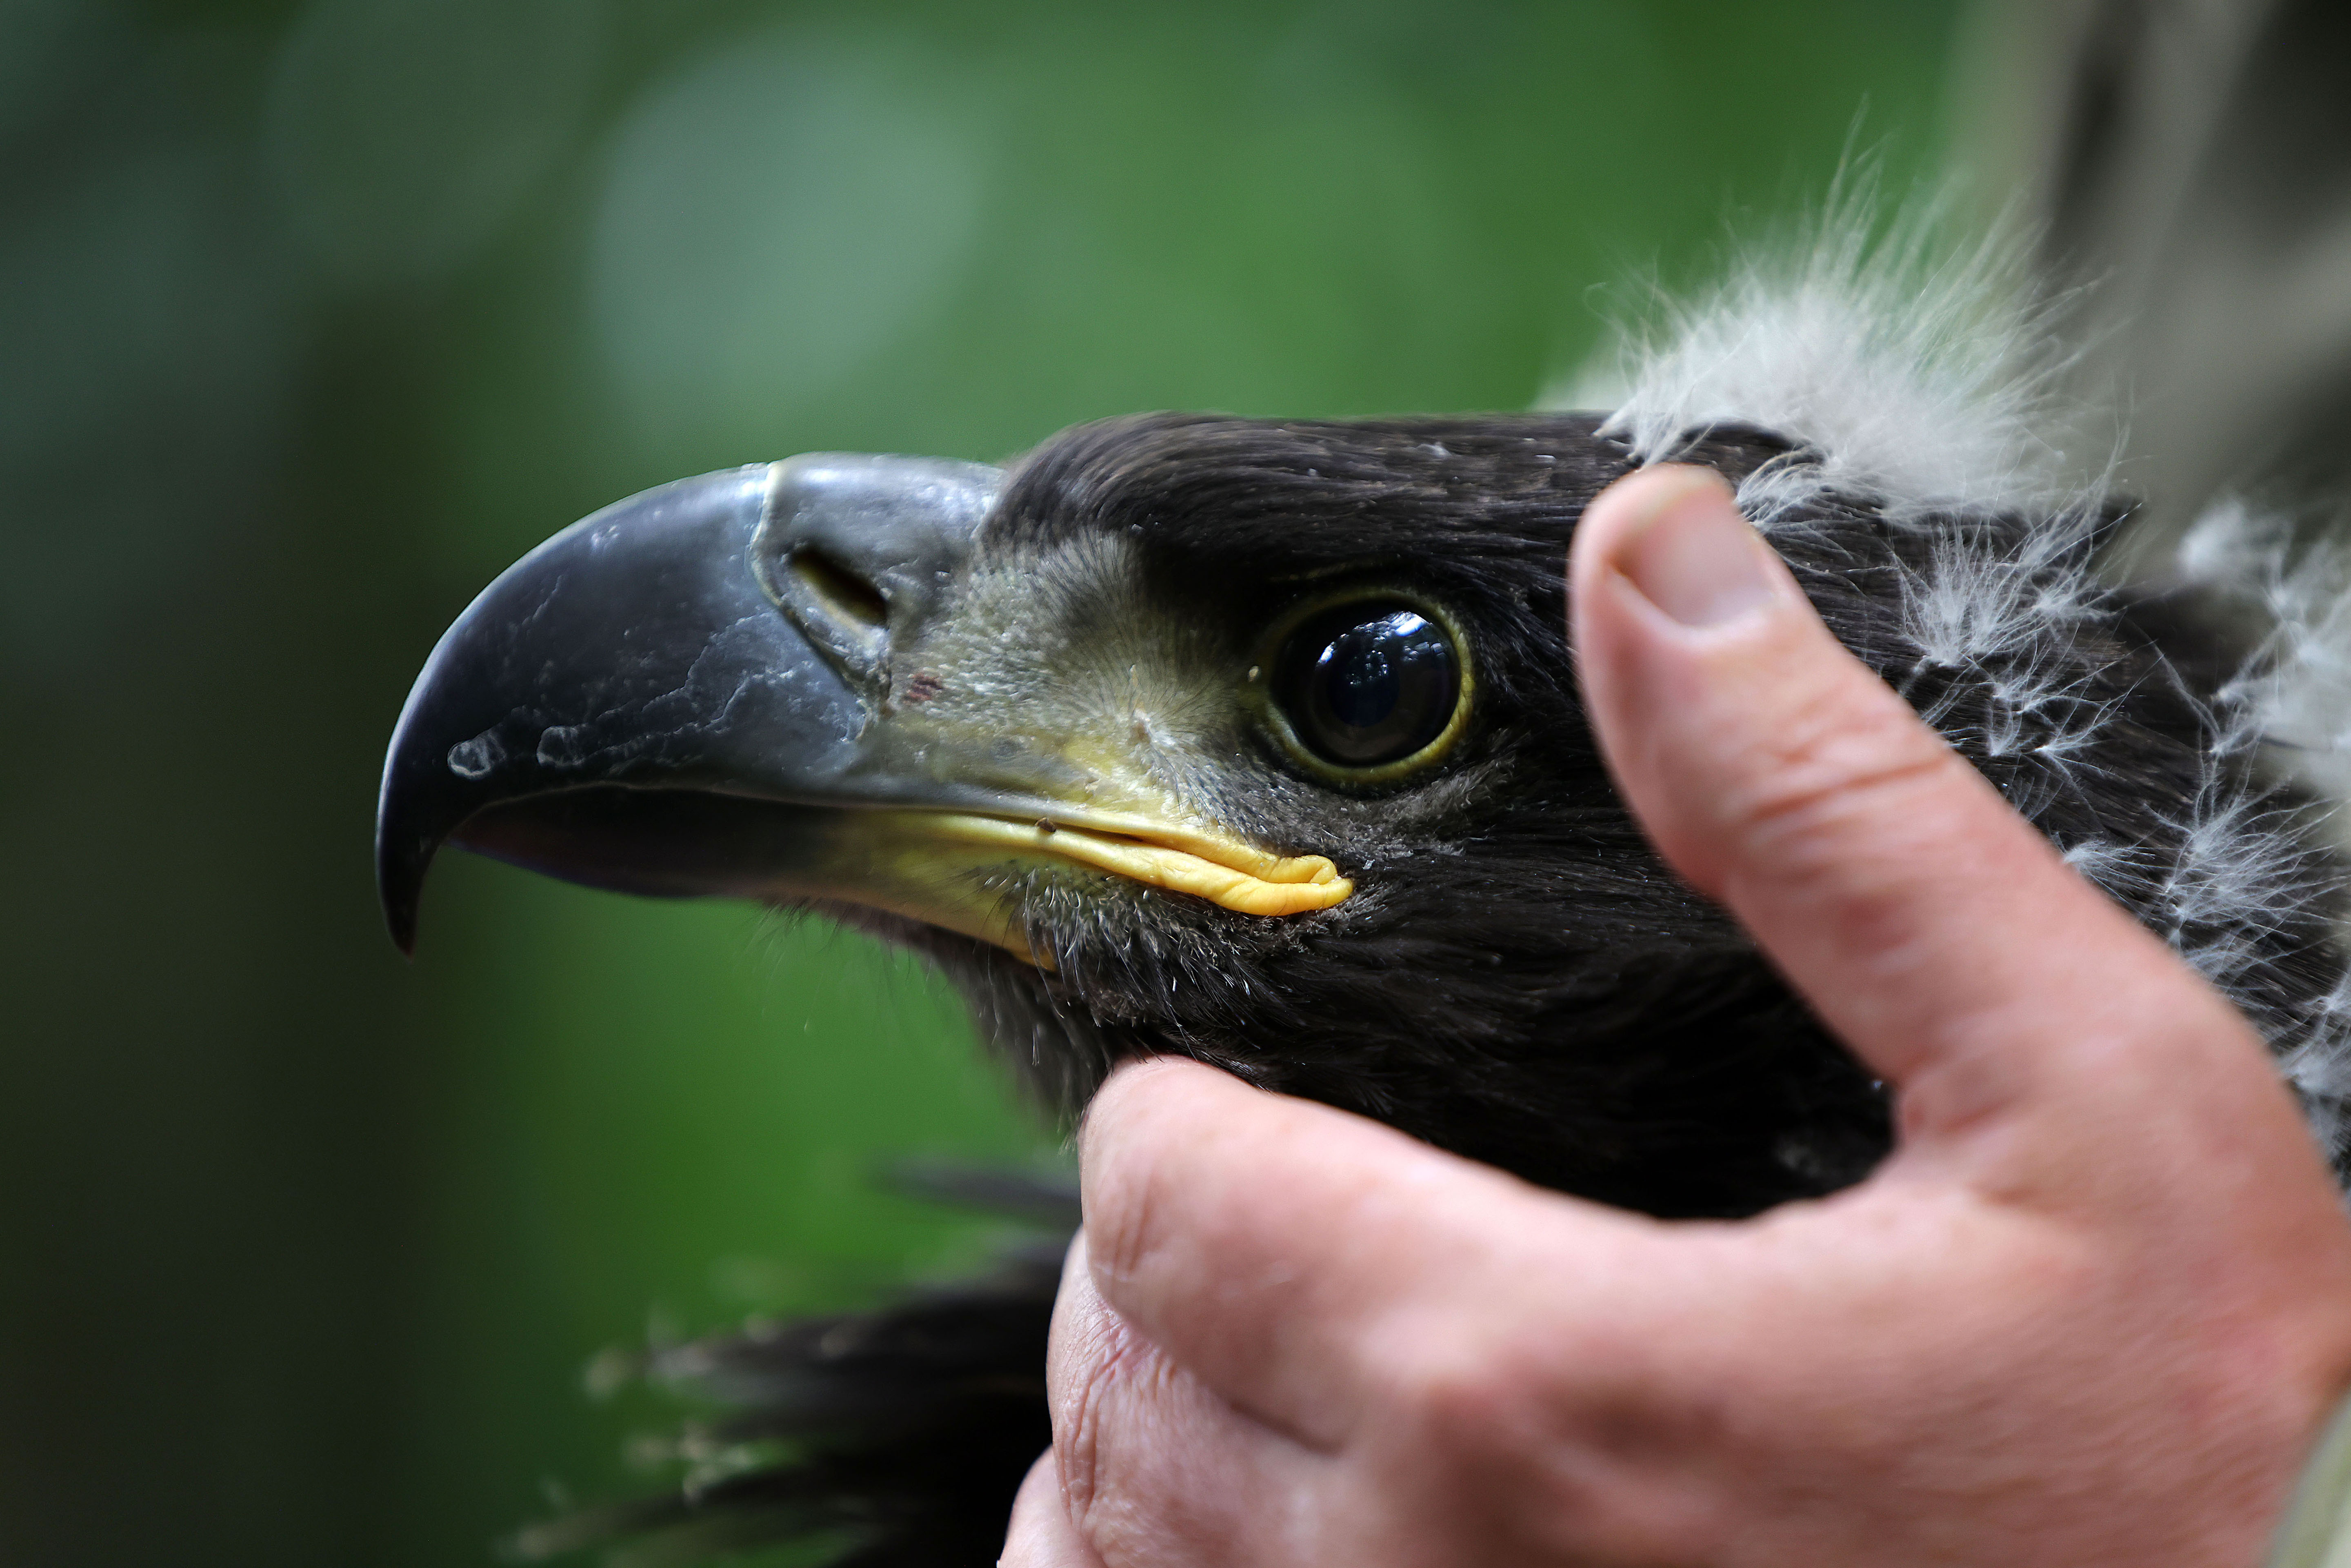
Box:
1049;1313;1162;1536
1718;743;1978;939
1378;1317;1556;1461
1084;1118;1183;1290
1084;1159;1157;1287
1723;701;1960;858
1367;1313;1722;1559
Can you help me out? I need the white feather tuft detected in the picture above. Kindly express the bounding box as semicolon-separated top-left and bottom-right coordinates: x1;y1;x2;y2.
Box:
2172;499;2351;1150
2181;499;2351;806
1554;182;2090;528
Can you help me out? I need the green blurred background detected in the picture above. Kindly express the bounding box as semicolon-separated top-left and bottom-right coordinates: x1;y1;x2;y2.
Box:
0;2;1973;1562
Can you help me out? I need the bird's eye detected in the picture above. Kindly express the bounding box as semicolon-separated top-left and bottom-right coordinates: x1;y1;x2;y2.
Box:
1269;601;1464;774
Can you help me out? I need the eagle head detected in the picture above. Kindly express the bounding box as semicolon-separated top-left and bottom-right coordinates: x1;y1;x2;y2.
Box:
377;409;2347;1221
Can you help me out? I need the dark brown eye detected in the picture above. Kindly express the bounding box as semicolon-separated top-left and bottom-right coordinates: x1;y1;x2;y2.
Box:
1275;603;1461;769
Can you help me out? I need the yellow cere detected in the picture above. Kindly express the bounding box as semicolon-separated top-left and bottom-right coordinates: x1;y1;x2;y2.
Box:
920;813;1353;915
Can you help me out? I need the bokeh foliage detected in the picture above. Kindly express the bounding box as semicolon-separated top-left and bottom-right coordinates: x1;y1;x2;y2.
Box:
0;2;1962;1563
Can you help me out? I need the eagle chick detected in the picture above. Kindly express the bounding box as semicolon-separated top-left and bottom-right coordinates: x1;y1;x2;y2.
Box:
377;219;2351;1566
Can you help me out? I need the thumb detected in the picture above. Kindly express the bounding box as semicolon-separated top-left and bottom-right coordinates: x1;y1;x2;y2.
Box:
1567;465;2278;1166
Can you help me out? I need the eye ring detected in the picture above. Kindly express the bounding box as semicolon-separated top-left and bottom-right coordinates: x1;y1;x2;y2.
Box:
1248;589;1474;786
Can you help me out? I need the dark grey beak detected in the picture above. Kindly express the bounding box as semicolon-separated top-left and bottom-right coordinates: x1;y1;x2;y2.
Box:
375;455;1001;952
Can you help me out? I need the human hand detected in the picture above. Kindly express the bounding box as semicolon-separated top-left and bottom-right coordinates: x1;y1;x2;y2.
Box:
1000;465;2351;1567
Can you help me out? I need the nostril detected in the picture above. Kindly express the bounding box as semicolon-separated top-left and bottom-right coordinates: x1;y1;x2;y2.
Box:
751;454;998;689
789;549;888;632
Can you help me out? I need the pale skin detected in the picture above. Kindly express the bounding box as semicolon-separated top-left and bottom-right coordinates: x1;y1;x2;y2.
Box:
999;465;2351;1567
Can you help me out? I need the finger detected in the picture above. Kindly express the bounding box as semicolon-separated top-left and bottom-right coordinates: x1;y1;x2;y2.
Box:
1567;465;2291;1169
1001;1450;1107;1568
1078;1058;1673;1446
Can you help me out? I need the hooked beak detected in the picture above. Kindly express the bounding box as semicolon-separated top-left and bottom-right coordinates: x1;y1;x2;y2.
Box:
376;455;1348;960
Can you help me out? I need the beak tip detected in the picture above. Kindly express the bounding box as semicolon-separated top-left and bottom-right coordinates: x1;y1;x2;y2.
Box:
376;824;429;957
